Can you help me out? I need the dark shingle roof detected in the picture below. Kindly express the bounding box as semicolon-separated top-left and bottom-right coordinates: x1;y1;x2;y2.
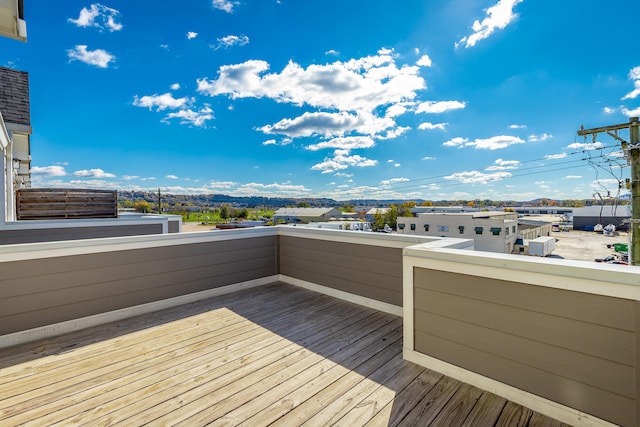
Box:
0;66;30;126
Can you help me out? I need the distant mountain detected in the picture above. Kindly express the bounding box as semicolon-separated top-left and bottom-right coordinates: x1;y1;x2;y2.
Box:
117;191;621;210
118;191;337;209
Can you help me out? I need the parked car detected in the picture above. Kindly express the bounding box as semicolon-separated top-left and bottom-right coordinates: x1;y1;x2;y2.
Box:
595;255;616;262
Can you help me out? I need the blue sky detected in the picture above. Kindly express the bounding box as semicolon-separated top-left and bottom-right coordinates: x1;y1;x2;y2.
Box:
2;0;639;201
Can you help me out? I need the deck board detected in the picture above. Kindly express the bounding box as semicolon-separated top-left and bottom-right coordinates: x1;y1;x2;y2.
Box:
0;282;564;426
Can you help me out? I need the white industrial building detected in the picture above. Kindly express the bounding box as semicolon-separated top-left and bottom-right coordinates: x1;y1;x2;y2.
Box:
396;211;519;254
273;207;342;224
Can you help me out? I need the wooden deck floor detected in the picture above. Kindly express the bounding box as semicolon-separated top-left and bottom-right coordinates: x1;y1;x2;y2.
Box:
0;282;568;426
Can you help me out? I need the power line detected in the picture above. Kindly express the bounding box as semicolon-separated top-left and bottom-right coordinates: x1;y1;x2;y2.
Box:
366;145;625;193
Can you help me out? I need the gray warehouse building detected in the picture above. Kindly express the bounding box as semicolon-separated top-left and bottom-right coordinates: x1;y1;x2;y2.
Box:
572;205;630;231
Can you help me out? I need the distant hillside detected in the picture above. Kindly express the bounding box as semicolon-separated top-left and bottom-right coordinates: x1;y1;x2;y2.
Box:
118;191;337;209
117;191;623;211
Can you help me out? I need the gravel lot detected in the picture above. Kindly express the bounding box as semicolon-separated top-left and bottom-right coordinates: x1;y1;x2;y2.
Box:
181;222;217;232
549;229;629;262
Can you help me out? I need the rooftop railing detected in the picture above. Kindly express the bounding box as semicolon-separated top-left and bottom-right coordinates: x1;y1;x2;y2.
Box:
0;225;635;426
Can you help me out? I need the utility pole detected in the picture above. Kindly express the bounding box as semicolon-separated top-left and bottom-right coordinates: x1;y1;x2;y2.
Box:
577;117;639;265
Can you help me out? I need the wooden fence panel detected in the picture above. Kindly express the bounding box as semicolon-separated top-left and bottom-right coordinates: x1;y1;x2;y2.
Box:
16;188;118;220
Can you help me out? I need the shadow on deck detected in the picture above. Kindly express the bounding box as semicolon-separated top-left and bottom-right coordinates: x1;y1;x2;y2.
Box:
0;282;567;426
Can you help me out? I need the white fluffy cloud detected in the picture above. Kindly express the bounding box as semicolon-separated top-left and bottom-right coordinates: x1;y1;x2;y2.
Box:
470;135;525;150
306;136;375;151
258;111;396;139
133;93;212;127
485;158;520;171
68;179;113;188
456;0;523;48
444;170;512;184
311;149;378;174
381;177;410;186
621;106;640;117
442;137;469;148
68;3;122;32
622;66;640;100
73;168;116;178
31;165;67;176
141;48;431;171
197;49;425;114
208;181;237;190
213;35;250;50
443;135;524;150
163;106;214;127
545;153;567;160
528;133;552;142
418;122;447;131
133;93;190;111
67;45;115;68
566;141;604;151
416;100;466;114
416;55;432;67
212;0;239;13
187;31;198;40
234;182;312;197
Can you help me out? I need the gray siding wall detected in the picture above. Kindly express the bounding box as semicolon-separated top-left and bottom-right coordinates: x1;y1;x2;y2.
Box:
413;267;637;427
168;219;180;233
0;224;164;244
0;235;277;335
279;235;403;306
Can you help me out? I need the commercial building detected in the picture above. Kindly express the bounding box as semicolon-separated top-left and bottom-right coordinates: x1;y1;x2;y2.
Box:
273;207;342;223
572;205;631;231
396;211;519;253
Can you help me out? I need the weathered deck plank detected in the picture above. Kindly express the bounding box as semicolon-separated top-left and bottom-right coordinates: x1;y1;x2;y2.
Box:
0;282;565;426
461;392;508;426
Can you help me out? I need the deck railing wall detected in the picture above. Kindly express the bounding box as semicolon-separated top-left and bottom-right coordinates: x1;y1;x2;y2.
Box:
0;214;182;245
0;225;636;426
277;227;457;314
403;244;640;427
0;228;277;341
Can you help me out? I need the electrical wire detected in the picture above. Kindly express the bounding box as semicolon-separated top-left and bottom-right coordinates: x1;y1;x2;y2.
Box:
369;147;626;194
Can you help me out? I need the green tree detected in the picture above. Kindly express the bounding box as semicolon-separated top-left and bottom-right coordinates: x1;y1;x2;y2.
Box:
297;201;310;208
372;209;386;231
220;204;230;220
341;203;355;213
398;201;415;218
134;200;151;213
236;207;249;219
384;204;399;229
